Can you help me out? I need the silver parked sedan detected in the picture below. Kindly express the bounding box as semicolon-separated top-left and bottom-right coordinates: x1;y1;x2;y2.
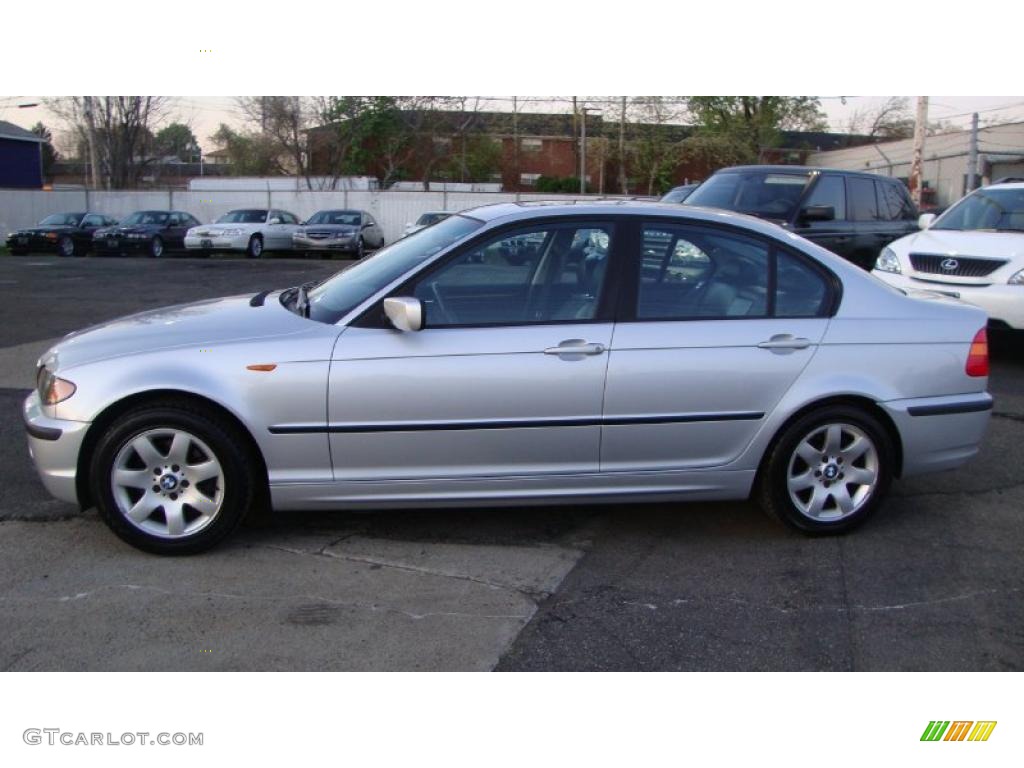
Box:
25;202;993;554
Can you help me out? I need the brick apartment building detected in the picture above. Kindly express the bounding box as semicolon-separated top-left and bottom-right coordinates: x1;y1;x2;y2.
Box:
306;110;873;194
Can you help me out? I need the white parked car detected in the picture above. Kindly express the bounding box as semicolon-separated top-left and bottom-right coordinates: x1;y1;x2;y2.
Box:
184;208;303;258
403;211;452;237
873;183;1024;330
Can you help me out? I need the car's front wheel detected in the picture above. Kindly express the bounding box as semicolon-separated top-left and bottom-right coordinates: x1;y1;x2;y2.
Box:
149;236;165;258
58;235;76;257
90;401;259;554
757;405;893;534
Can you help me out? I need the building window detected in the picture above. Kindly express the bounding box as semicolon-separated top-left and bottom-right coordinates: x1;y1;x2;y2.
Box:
520;138;543;152
520;173;542;186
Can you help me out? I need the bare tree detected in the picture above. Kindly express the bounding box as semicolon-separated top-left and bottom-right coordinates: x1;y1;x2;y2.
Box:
237;97;314;186
630;97;685;196
844;97;914;139
46;97;172;188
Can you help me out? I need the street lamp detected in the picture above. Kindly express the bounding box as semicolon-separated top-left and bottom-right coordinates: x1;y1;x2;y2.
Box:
580;107;602;194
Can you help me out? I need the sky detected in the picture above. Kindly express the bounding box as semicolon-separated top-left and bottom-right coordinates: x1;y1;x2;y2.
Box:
3;96;1024;155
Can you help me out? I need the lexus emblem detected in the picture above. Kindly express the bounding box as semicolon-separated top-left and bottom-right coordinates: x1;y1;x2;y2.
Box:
940;258;959;271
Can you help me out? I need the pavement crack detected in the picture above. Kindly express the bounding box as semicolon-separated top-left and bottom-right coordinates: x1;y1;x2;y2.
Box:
254;543;549;600
0;584;530;622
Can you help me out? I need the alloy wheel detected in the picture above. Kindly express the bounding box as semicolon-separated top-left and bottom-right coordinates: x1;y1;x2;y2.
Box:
786;422;879;521
59;236;75;257
110;428;224;539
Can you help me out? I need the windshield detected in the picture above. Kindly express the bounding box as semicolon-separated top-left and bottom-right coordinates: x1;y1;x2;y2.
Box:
933;187;1024;232
304;214;484;323
416;212;451;226
121;211;169;226
39;213;84;226
306;210;361;226
217;209;267;224
685;171;811;220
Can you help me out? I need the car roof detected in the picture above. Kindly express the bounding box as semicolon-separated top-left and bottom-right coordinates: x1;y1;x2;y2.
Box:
713;164;898;181
458;199;815;240
981;181;1024;191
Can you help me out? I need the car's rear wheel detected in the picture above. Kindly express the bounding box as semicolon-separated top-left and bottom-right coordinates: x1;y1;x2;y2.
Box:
246;234;263;259
149;236;165;258
757;405;893;534
90;402;259;554
58;236;76;257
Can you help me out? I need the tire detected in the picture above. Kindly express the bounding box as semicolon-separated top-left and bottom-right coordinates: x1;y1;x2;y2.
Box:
355;237;365;260
756;405;893;534
149;236;165;258
246;234;263;259
89;401;261;555
58;235;76;257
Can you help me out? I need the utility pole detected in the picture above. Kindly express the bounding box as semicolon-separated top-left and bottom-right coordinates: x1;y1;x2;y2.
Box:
512;96;519;192
909;96;928;207
967;112;979;193
619;96;628;195
580;107;587;194
83;96;101;190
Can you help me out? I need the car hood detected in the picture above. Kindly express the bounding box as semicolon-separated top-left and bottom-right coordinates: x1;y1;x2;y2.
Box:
20;225;75;235
104;225;159;235
44;293;313;371
893;229;1024;259
302;224;358;233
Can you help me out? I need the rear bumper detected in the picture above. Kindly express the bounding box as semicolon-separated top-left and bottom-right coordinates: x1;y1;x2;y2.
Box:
881;392;993;476
873;271;1024;330
23;391;89;505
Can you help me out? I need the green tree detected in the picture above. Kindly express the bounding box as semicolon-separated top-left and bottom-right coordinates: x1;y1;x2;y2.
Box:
30;122;60;178
209;124;282;176
686;96;828;164
155;122;199;161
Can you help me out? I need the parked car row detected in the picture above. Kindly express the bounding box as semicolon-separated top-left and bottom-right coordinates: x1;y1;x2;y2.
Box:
5;208;388;259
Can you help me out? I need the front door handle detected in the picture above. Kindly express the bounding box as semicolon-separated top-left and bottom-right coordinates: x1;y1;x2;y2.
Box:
757;334;812;351
544;339;606;357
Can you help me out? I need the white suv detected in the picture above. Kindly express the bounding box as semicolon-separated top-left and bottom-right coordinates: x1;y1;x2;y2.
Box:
872;183;1024;329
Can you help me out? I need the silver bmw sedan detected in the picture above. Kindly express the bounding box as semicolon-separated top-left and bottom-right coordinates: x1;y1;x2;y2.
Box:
25;201;993;554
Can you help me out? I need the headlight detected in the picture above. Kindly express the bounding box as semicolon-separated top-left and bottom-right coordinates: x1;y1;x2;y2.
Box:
1009;268;1024;286
36;366;76;405
294;230;306;237
334;232;353;239
875;247;901;274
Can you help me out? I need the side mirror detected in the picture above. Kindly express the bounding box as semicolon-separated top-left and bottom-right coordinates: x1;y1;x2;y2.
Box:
801;205;835;222
383;297;423;332
918;213;936;230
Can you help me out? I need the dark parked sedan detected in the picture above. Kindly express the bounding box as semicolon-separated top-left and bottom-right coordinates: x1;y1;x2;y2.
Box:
6;212;119;256
684;166;920;269
292;209;385;258
93;210;202;258
659;184;698;204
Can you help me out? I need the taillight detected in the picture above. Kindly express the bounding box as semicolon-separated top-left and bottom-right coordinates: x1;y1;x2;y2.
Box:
965;328;989;377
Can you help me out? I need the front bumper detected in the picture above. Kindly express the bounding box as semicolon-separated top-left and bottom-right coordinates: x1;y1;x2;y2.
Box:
880;392;993;476
873;270;1024;330
93;236;151;254
293;236;359;253
184;233;249;251
23;391;90;505
6;234;61;253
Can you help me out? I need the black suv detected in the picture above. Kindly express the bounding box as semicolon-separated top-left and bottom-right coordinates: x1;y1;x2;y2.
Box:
683;165;919;269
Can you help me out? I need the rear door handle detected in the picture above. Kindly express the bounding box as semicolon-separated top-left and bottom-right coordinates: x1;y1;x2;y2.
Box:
757;334;812;351
544;339;606;356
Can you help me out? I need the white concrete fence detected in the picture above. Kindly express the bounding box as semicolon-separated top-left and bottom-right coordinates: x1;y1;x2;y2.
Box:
0;188;639;247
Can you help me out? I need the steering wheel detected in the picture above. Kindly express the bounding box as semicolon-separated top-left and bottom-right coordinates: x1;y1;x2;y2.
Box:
428;281;455;325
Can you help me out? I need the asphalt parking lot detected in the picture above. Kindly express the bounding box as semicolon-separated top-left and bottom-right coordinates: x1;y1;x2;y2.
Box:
1;255;1022;671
